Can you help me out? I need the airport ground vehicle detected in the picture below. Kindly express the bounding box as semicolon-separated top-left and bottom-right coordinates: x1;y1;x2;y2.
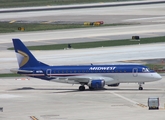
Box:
148;97;159;110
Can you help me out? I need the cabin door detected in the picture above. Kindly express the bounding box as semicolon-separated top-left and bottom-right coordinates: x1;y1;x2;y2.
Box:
132;68;138;77
46;69;52;77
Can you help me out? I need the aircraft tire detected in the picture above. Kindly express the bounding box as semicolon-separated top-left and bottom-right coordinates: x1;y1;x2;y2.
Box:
89;86;94;90
139;87;143;90
79;86;85;91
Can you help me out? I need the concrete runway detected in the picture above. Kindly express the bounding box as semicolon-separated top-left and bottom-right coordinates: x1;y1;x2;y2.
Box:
1;41;165;119
0;3;165;47
0;24;165;47
0;3;165;23
0;2;165;120
0;76;165;120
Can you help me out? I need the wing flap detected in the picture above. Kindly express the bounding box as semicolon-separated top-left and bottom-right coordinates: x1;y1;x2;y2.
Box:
67;77;90;83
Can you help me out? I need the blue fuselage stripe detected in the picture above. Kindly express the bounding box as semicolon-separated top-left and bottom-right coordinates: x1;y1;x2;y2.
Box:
21;64;155;77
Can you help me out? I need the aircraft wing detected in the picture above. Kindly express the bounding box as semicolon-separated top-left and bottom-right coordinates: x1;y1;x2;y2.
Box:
66;75;116;85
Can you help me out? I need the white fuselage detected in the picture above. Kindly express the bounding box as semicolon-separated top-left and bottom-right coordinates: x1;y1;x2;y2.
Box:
50;72;161;85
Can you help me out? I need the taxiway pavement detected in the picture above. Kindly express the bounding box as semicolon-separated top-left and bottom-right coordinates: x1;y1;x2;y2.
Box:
0;76;165;120
0;24;165;46
0;1;165;120
0;3;165;46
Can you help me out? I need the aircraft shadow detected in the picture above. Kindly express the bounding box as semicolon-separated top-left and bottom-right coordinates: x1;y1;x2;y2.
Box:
7;87;161;93
105;88;161;91
8;87;107;93
8;87;80;93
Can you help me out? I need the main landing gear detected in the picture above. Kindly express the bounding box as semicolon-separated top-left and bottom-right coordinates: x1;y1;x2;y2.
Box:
79;85;85;91
89;86;94;90
79;85;96;91
138;82;144;90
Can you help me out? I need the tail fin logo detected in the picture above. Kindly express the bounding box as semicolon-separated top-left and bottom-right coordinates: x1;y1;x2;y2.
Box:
17;50;29;67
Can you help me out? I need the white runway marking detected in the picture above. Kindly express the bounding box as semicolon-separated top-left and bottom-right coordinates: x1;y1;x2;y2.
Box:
106;91;165;108
0;94;21;99
124;16;165;21
106;91;138;104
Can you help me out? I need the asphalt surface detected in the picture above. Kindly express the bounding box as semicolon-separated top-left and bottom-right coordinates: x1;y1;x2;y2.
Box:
0;0;165;13
0;1;165;120
0;2;165;50
0;76;165;120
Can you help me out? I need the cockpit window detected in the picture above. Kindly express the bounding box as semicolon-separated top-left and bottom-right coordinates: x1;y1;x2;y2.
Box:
142;68;150;72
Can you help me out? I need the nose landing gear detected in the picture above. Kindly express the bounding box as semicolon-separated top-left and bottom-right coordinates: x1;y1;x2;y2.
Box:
138;82;144;90
139;86;143;90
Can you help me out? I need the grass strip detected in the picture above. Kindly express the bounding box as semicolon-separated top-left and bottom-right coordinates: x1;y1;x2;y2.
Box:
1;0;139;8
8;36;165;50
0;22;130;33
145;64;165;69
0;73;22;77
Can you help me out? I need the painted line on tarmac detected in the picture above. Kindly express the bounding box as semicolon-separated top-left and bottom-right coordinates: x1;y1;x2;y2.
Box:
136;103;147;108
124;16;165;21
107;91;138;104
37;41;57;44
110;92;165;109
30;116;38;120
105;91;147;108
42;21;52;24
1;1;165;13
9;20;16;23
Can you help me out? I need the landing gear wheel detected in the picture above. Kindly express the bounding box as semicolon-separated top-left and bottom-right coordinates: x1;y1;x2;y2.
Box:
89;86;94;90
79;86;85;91
139;87;143;90
138;82;144;90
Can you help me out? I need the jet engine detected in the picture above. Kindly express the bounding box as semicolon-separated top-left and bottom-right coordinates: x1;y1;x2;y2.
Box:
107;83;120;87
88;80;105;89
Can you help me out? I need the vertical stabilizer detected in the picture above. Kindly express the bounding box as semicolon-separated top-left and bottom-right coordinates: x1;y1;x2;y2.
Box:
12;39;48;68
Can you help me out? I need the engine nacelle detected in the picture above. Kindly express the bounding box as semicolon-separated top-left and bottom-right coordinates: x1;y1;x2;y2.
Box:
107;83;120;87
88;80;105;89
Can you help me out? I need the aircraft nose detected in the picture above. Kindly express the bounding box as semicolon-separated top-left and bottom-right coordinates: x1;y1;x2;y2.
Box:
154;73;162;80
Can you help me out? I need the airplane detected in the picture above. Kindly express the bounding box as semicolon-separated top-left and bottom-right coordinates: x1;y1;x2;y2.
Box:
10;38;162;91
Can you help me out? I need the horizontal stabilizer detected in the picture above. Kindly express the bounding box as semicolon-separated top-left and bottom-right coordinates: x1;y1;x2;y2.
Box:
10;68;33;74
